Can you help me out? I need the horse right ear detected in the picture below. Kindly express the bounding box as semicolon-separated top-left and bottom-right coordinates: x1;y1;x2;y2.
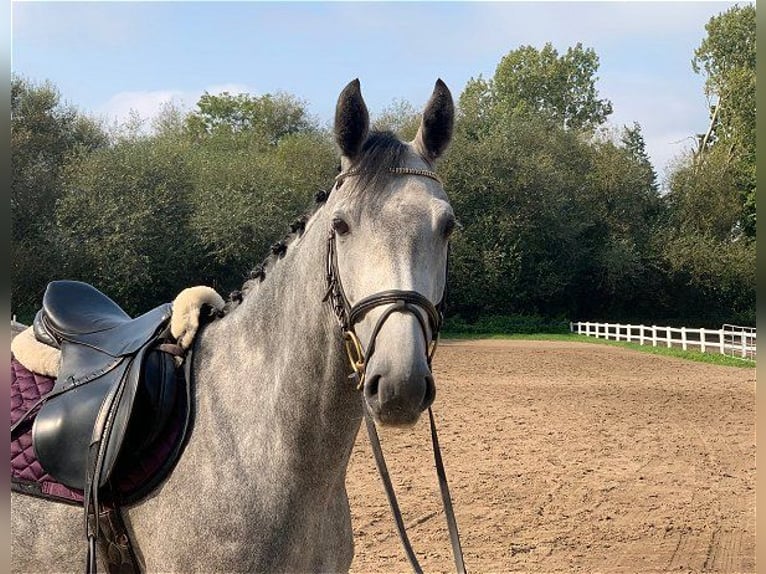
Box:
413;79;454;162
334;79;370;160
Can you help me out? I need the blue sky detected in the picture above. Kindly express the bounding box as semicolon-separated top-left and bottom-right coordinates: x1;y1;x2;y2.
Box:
12;1;743;184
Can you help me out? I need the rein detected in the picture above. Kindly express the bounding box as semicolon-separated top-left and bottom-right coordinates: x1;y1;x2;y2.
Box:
323;167;467;574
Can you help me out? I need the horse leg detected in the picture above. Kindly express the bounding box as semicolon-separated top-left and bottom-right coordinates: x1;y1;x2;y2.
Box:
311;487;355;573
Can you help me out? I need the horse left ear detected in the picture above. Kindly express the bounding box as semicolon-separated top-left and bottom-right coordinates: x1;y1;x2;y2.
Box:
413;79;454;162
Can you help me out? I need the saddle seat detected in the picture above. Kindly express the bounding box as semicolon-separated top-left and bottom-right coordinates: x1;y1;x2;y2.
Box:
34;280;172;357
30;280;179;492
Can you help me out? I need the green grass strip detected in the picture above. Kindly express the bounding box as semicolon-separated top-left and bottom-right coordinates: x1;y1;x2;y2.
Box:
441;331;755;368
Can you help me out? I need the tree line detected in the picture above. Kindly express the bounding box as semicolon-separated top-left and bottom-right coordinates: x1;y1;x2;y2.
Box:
11;5;755;329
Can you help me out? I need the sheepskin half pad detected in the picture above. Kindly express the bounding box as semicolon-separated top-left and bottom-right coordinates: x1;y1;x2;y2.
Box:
11;356;189;506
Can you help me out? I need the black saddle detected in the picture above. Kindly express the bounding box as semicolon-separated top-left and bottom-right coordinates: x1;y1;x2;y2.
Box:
32;280;179;491
11;281;207;574
21;280;191;574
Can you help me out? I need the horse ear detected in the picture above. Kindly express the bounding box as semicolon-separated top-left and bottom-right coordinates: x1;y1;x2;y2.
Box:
413;79;454;162
334;79;370;160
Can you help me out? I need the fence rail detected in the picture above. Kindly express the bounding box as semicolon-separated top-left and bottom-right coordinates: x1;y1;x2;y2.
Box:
570;321;756;359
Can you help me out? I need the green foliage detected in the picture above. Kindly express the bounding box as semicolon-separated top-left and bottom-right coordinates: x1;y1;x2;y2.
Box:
489;42;613;131
10;15;753;329
644;5;757;328
444;314;571;335
372;99;420;141
692;4;756;237
56;135;200;313
660;231;755;325
187;129;336;293
186;91;317;145
443;106;660;321
11;75;108;313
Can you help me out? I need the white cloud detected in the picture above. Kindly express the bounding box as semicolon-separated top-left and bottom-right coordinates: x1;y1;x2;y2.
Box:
96;83;258;131
98;90;188;125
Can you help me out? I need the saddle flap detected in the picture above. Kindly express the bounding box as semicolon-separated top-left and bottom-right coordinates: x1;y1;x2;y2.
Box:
32;344;134;489
31;343;172;490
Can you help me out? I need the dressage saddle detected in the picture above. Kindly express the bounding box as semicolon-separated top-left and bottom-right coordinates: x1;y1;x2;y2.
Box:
32;280;179;491
21;279;190;573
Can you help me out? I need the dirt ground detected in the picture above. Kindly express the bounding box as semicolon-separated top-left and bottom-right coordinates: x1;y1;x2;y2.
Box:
346;339;756;573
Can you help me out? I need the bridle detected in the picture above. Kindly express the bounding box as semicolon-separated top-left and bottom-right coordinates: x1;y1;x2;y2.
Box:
324;167;446;391
324;217;444;392
323;167;467;574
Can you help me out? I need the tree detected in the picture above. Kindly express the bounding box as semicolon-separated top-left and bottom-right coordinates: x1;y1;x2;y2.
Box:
11;76;107;314
692;4;755;237
649;5;756;326
186;129;336;294
372;99;420;141
492;43;613;131
185;91;317;145
444;44;658;322
56;136;200;314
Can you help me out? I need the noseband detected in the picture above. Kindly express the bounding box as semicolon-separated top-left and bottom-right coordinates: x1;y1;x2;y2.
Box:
322;167;466;574
324;167;446;390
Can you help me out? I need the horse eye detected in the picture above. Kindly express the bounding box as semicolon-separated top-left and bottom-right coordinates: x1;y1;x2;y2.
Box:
443;217;457;238
332;217;350;236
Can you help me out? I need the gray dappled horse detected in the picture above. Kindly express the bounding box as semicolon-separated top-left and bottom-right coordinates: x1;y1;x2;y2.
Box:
11;78;457;573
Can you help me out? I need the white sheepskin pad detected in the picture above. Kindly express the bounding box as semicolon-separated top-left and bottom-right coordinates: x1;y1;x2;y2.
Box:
171;286;225;350
11;326;61;378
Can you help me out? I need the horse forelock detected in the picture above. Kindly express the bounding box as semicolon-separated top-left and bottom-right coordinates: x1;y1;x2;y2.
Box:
345;130;409;193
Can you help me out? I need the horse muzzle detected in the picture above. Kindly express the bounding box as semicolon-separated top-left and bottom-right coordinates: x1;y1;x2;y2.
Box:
363;352;436;426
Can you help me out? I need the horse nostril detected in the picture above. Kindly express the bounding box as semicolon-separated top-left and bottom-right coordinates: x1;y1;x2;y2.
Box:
422;374;436;411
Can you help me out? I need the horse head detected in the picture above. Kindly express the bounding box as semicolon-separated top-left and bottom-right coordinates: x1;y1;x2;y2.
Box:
327;78;455;427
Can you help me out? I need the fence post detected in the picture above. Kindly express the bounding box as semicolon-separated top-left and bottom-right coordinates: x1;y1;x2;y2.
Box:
742;329;747;358
652;325;657;347
719;329;725;355
700;330;706;353
681;327;687;351
639;325;645;346
666;327;672;348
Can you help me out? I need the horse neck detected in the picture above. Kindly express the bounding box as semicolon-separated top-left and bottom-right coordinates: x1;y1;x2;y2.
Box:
194;206;362;482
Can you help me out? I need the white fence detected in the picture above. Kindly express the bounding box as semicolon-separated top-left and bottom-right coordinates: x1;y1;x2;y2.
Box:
570;321;756;360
